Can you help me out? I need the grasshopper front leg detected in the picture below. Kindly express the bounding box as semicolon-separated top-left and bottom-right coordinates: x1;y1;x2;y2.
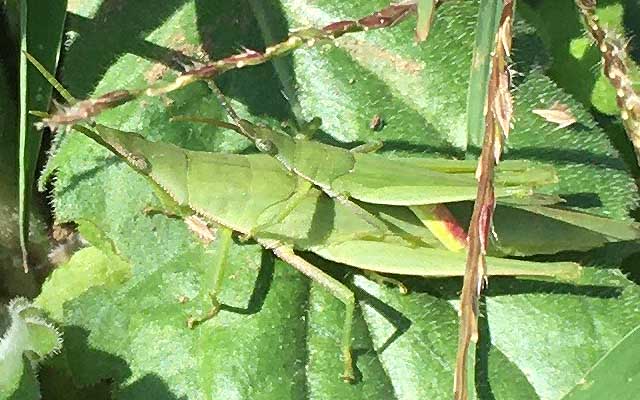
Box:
188;227;233;328
259;239;357;383
144;185;233;326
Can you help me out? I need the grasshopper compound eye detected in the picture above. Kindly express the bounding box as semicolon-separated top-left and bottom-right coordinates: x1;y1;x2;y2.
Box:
256;138;277;155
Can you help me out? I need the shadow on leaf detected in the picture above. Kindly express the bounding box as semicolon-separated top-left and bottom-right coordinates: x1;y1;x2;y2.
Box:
195;0;293;121
60;325;186;399
64;0;194;97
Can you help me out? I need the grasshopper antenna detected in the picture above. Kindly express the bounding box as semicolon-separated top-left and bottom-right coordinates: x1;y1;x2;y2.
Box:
207;81;241;124
24;51;76;103
169;115;244;135
207;81;277;154
207;81;257;141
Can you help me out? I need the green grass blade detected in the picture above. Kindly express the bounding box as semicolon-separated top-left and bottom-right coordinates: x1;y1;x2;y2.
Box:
415;0;437;42
460;1;505;398
18;0;29;273
465;0;503;149
18;0;68;272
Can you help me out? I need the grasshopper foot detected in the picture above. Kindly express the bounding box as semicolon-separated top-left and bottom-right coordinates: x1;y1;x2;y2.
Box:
187;295;221;329
142;205;182;219
184;215;216;245
143;205;163;216
341;350;356;383
350;140;383;154
364;271;409;295
238;231;254;243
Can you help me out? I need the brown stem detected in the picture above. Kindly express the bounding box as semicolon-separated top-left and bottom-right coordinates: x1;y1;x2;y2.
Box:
42;3;424;129
575;0;640;166
454;1;514;399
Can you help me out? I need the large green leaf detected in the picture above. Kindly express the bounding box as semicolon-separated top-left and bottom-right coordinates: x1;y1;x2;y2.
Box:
561;324;640;400
36;0;640;398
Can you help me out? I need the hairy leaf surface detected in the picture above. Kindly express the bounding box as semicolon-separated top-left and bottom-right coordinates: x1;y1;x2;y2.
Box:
39;0;640;398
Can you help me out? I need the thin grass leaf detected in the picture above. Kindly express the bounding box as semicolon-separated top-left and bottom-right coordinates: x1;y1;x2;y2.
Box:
415;0;437;42
465;0;504;148
18;0;68;272
456;1;512;399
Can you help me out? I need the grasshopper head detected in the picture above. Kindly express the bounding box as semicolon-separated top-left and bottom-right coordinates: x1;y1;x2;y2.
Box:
87;125;152;173
84;124;190;205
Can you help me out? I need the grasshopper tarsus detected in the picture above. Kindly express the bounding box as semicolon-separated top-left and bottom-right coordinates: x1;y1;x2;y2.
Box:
238;232;253;243
187;296;222;329
142;205;179;219
364;271;409;295
341;373;356;384
341;350;356;384
350;140;384;154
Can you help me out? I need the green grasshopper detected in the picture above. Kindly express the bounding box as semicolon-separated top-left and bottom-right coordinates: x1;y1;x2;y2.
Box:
178;82;640;253
29;57;639;382
52;122;585;382
39;119;637;381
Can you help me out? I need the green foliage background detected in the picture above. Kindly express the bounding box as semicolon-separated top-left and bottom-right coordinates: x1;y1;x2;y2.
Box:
1;0;639;399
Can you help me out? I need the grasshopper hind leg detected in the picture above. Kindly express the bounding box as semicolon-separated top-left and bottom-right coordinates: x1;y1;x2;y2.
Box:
261;240;356;382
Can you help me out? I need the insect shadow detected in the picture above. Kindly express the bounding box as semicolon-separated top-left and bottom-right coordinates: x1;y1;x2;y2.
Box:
348;286;412;384
475;297;496;400
396;272;624;301
507;144;629;171
560;192;603;208
353;285;412;356
195;0;294;121
215;247;275;316
55;156;120;196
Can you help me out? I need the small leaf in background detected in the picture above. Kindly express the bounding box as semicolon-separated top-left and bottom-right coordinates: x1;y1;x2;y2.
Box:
0;298;62;399
519;0;640;116
35;247;132;321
